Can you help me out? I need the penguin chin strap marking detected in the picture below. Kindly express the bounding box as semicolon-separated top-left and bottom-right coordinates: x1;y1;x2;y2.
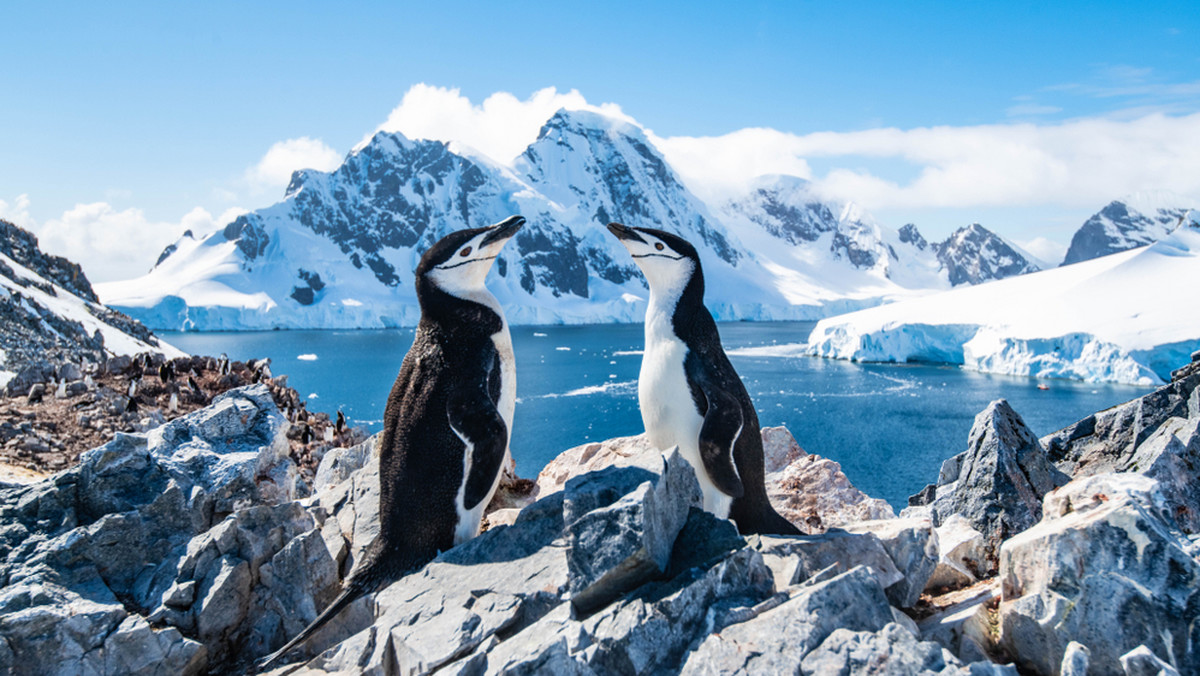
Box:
436;255;498;271
631;253;686;260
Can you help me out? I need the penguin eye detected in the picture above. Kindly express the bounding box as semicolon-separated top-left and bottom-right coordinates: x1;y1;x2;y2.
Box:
460;247;472;257
655;242;664;251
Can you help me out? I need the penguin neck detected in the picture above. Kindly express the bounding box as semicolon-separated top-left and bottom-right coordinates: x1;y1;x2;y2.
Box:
416;277;504;339
646;264;707;346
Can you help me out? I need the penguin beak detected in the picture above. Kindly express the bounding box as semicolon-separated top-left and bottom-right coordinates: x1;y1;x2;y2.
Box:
480;215;525;247
606;222;647;244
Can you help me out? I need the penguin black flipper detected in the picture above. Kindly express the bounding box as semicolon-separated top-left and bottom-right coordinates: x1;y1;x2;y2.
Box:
448;383;508;509
686;351;746;499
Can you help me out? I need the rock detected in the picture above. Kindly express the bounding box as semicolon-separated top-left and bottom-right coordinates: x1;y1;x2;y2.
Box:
801;622;989;676
102;615;206;676
533;434;661;498
755;530;904;593
1061;641;1090;676
679;566;895;674
764;428;896;533
845;516;939;608
564;448;702;614
917;582;999;664
312;433;377;493
925;515;989;592
912;400;1068;553
0;384;303;675
537;428;894;536
761;425;805;472
998;473;1200;675
1119;645;1181;676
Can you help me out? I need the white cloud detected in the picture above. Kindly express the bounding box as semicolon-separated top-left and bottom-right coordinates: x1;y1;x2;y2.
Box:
368;84;635;164
651;113;1200;216
0;194;35;229
245;137;342;190
33;202;245;284
1017;236;1068;266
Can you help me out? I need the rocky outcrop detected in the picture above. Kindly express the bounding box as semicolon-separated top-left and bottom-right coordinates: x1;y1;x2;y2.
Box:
1043;352;1200;532
998;473;1200;675
0;385;302;675
536;427;893;534
907;399;1068;556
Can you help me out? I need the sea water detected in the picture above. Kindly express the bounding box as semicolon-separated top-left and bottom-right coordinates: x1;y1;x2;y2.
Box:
163;322;1152;508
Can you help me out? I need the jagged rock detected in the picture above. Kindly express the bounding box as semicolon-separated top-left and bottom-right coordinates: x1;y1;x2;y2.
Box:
925;515;989;591
1044;359;1200;532
102;616;206;676
998;473;1200;675
1120;645;1181;676
564;448;702;613
532;434;661;498
845;516;939;608
312;433;377;492
761;425;805;472
801;622;1013;675
909;399;1067;552
763;426;895;532
1061;641;1091;676
679;566;896;674
0;384;300;675
917;582;999;664
755;531;904;594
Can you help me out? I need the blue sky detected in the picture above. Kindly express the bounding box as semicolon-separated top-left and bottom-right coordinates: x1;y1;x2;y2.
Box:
2;1;1198;280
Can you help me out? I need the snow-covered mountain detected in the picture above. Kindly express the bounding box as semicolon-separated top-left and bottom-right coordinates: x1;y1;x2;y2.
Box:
802;218;1200;385
100;109;1043;330
935;223;1042;285
1061;192;1196;266
0;219;182;389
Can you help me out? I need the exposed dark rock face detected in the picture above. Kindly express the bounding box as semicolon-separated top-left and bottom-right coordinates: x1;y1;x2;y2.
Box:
908;399;1068;552
0;219;165;377
899;223;928;250
1062;199;1192;266
936;223;1041;286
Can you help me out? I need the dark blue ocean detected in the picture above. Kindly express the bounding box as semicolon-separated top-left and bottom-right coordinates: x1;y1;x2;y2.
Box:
163;322;1151;509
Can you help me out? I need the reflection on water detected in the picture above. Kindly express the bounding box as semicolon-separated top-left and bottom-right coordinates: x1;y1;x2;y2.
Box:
164;322;1152;509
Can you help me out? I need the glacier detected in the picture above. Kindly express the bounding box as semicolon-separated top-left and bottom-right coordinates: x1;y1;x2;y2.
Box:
803;219;1200;385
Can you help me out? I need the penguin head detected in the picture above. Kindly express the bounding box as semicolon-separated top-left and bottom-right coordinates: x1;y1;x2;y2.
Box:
606;222;699;292
418;216;525;298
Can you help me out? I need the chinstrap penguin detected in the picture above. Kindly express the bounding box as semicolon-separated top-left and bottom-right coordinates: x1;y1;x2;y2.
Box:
258;215;525;670
607;222;799;536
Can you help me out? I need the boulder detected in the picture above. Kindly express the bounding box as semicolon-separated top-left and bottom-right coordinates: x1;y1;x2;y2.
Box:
845;516;939;608
755;530;904;595
917;582;999;664
763;427;896;532
564;448;703;613
679;566;896;674
1119;645;1181;676
908;399;1068;552
801;622;1017;675
924;515;989;592
998;473;1200;675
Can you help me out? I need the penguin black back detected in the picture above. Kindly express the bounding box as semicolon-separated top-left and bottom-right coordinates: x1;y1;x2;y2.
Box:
258;217;523;671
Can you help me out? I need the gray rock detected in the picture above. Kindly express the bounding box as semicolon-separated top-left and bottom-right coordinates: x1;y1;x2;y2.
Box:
845;516;939;608
1119;645;1181;676
313;433;377;493
679;566;895;674
564;448;702;614
1061;641;1091;676
998;473;1199;675
102;615;206;676
801;622;968;675
916;399;1068;552
925;515;989;592
917;583;999;664
755;530;904;593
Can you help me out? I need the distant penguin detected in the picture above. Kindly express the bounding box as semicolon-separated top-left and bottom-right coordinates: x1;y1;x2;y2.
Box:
258;215;525;670
299;423;314;445
188;375;202;395
127;378;139;399
54;379;67;399
335;410;346;436
169;392;179;414
607;222;799;536
159;361;174;383
217;353;230;376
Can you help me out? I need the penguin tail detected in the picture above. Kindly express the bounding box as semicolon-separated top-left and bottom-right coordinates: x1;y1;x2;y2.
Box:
255;546;431;672
732;501;802;536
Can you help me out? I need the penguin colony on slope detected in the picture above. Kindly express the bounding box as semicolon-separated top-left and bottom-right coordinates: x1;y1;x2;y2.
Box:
260;217;798;670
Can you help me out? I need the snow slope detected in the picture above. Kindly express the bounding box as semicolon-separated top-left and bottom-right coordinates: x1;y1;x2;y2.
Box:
803;221;1200;385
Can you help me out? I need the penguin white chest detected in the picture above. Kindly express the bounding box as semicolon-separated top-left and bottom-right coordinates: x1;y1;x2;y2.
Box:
639;311;732;519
